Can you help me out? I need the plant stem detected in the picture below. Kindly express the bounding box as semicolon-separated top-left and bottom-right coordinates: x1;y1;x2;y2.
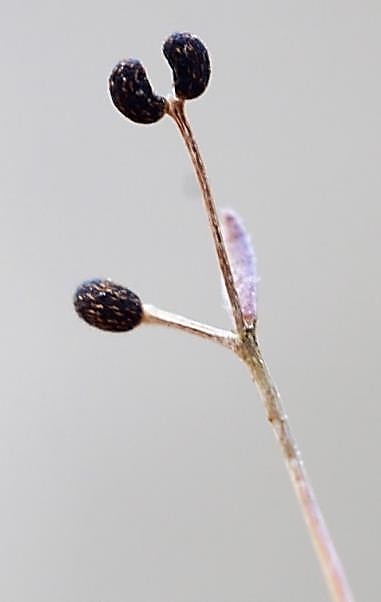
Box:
238;330;355;602
167;97;354;602
166;99;246;333
143;304;237;350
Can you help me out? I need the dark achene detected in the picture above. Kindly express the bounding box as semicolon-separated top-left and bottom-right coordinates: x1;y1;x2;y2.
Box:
163;32;210;99
109;59;167;124
74;279;143;332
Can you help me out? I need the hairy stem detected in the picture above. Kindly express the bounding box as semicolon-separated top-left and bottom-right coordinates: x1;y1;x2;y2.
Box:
238;331;355;602
166;99;246;333
143;304;237;350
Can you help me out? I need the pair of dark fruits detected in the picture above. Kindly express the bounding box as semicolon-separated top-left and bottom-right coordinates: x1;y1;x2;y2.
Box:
74;32;210;332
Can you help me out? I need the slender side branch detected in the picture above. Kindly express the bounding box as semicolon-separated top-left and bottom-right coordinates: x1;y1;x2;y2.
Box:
237;332;355;602
166;99;246;334
143;304;238;351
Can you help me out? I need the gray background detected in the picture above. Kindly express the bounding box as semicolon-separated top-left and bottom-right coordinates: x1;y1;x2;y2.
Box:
0;0;379;600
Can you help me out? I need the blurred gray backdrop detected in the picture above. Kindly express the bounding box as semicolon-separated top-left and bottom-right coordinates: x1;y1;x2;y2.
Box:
0;1;380;600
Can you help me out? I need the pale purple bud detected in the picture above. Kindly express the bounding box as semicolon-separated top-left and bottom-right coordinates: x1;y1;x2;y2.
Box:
221;209;258;325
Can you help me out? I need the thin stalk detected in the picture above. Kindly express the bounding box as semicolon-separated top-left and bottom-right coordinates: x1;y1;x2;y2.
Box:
166;99;246;333
166;97;354;602
238;330;355;602
143;304;237;351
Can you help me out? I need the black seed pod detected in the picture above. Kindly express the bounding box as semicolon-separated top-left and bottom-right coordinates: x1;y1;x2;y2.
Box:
74;279;143;332
109;59;167;124
163;32;211;100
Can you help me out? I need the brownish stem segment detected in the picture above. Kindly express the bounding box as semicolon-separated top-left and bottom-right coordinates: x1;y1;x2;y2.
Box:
167;99;246;333
240;332;355;602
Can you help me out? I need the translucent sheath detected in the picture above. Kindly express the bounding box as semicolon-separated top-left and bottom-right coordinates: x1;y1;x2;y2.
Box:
222;209;258;325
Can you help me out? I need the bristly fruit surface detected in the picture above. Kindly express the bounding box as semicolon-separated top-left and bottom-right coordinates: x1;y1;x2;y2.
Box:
74;279;143;332
163;32;211;100
109;59;167;124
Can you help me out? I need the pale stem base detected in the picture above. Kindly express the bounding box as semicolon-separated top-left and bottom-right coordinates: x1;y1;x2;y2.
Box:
240;331;355;602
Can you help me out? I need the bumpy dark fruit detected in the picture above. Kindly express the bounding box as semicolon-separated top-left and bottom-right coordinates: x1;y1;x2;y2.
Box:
74;279;143;332
163;32;211;100
109;59;167;124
